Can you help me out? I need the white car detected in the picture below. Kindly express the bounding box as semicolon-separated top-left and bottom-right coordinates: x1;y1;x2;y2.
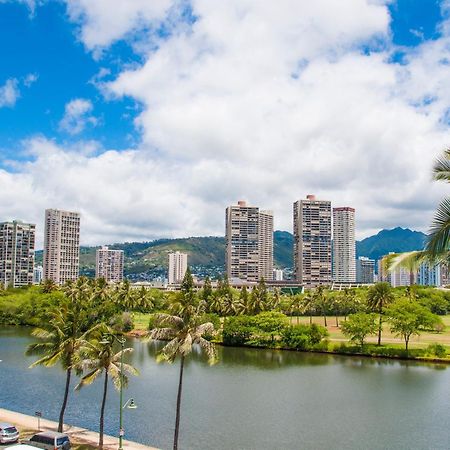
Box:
5;446;38;449
0;423;19;444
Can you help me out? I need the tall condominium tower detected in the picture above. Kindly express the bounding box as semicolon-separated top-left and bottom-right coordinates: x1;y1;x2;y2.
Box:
168;251;188;284
332;207;356;283
43;209;80;285
96;246;124;283
356;256;375;284
0;220;35;288
225;200;274;282
293;195;332;287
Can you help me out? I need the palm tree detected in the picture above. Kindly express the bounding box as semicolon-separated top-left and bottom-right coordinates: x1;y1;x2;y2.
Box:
149;269;217;450
75;328;138;449
313;286;329;327
289;295;303;325
390;149;450;272
302;292;314;325
366;282;394;345
26;302;95;432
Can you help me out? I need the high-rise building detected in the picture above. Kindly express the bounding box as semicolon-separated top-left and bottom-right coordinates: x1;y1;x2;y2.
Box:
417;263;441;287
293;195;332;287
0;220;35;288
356;256;375;284
96;246;124;283
273;269;284;281
333;207;356;283
43;209;80;285
225;201;274;282
34;265;43;284
168;251;188;284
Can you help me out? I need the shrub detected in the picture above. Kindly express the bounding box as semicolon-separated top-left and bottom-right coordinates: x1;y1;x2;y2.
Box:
426;343;447;358
281;324;328;350
222;316;256;346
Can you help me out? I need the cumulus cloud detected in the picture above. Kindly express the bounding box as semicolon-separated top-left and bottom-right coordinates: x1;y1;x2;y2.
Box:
65;0;173;50
0;78;19;107
59;98;98;135
3;1;450;246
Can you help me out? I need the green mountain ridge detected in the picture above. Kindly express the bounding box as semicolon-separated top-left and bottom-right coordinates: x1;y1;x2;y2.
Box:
35;227;427;278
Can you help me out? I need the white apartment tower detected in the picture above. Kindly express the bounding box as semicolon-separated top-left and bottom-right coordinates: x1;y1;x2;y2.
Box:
96;246;124;283
333;207;356;283
43;209;80;285
293;195;332;288
0;221;35;288
168;251;188;284
225;201;274;282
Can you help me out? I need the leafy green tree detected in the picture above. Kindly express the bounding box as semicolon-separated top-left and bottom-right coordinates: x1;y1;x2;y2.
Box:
201;276;213;305
150;310;216;450
236;286;250;315
367;282;394;345
341;313;377;350
41;278;58;293
75;328;138;449
281;323;328;350
384;299;442;351
222;315;256;345
254;311;288;344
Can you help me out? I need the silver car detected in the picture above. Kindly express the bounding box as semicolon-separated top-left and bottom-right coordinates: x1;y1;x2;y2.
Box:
26;431;71;450
0;423;19;444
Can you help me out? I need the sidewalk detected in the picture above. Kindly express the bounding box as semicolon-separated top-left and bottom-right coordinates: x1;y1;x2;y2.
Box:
0;408;159;450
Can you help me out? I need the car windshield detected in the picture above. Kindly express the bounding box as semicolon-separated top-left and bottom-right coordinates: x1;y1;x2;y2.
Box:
57;437;69;445
4;427;17;434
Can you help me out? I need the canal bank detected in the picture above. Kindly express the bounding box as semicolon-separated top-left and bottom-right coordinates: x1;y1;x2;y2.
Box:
0;408;158;450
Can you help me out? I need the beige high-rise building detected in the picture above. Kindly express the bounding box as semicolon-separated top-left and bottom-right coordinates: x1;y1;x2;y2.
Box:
43;209;80;285
225;201;273;282
0;220;35;288
293;195;332;287
333;207;356;283
168;251;188;284
96;246;124;283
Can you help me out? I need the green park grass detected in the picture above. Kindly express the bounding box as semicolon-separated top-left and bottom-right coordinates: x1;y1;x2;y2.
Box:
131;312;450;350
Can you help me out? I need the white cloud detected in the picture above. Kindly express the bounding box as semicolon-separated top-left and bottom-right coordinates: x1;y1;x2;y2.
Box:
23;73;38;87
59;98;98;135
64;0;173;50
0;78;19;108
3;1;450;246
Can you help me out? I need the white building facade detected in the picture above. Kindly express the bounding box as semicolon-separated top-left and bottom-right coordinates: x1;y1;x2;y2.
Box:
332;207;356;283
96;246;124;283
168;251;188;284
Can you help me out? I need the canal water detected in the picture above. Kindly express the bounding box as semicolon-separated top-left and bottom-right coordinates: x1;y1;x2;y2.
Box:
1;326;450;450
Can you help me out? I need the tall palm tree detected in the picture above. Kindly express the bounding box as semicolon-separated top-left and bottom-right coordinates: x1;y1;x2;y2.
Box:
366;282;394;345
313;286;329;327
150;312;216;450
75;329;138;449
302;292;314;325
149;269;217;450
26;302;95;432
390;148;450;271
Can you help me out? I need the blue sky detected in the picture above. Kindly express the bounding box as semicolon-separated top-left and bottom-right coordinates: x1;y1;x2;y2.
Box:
0;0;449;244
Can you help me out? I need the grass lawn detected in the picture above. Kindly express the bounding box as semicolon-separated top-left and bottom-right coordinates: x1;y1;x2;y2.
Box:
132;312;450;350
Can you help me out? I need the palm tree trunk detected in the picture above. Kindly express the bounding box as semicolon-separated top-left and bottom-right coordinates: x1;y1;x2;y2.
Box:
323;313;327;327
99;370;108;449
173;355;185;450
377;312;382;346
58;367;72;432
335;313;339;327
309;310;312;325
296;315;299;325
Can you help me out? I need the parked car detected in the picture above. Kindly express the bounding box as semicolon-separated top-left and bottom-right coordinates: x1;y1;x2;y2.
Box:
0;423;19;444
25;432;70;450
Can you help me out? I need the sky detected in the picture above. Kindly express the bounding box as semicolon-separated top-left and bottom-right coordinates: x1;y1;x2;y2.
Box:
1;0;450;247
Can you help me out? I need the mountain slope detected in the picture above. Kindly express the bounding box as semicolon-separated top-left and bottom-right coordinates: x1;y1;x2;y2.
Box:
356;227;427;261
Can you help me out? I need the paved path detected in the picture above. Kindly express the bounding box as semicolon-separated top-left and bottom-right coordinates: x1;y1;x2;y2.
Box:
0;408;159;450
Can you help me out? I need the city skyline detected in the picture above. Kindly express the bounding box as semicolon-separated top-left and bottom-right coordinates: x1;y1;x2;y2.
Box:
0;2;449;246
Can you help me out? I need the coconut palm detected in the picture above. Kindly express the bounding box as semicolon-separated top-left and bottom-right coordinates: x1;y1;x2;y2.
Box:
302;292;315;325
150;270;217;450
75;328;138;449
390;149;450;272
26;302;96;432
313;286;329;327
366;282;394;345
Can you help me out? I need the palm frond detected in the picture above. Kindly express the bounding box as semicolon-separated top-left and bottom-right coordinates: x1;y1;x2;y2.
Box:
75;368;102;389
152;313;183;328
388;251;428;272
196;336;217;364
151;327;177;341
426;197;450;257
195;322;215;336
433;149;450;182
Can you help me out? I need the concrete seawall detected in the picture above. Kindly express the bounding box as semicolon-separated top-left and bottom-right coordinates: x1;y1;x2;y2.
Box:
0;408;159;449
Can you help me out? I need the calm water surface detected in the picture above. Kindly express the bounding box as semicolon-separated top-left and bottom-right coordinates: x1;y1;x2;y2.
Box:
1;326;450;450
